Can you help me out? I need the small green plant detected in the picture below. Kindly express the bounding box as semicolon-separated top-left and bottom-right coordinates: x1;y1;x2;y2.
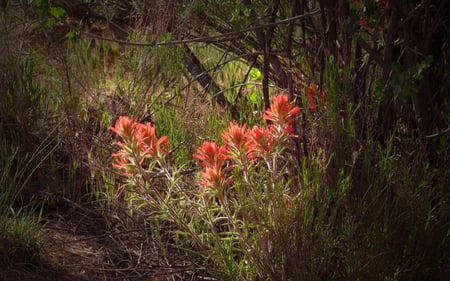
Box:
0;210;44;264
0;141;48;264
34;0;67;28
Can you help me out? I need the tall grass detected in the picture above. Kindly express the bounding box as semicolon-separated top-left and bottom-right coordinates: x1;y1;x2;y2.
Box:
0;139;51;264
295;53;450;280
0;41;61;264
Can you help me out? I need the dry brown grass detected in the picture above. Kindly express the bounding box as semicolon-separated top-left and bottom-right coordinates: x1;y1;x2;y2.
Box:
1;203;208;281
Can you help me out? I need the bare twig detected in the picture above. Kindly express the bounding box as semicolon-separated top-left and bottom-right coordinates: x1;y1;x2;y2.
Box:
80;10;320;47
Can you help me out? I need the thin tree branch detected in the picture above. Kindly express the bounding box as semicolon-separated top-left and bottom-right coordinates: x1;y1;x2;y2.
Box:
80;10;320;47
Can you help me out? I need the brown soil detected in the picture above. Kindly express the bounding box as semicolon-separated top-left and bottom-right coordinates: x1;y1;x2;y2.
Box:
0;201;204;281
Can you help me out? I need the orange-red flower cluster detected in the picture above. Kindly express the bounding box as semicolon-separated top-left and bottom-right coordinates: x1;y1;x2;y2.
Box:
194;94;300;200
111;94;301;200
307;83;325;111
111;116;169;176
134;122;169;158
193;141;233;200
220;122;277;165
111;116;138;143
264;94;301;134
193;141;229;169
246;125;274;159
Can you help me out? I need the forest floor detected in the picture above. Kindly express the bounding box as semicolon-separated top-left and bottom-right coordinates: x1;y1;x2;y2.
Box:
0;200;199;281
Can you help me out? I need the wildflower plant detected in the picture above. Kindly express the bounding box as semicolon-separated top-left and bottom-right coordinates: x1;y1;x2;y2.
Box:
111;93;302;280
306;82;326;111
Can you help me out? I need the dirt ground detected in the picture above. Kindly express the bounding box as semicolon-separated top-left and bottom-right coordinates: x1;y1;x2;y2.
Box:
0;202;204;281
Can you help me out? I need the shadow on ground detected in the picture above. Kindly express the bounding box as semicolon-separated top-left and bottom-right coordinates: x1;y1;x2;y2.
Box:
1;198;205;281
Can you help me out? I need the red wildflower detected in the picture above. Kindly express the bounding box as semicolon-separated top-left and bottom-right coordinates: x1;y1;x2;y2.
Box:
284;194;292;209
111;116;170;177
111;116;139;142
221;122;255;163
264;94;300;124
358;16;369;27
307;83;326;110
193;141;229;169
198;166;221;189
264;94;300;135
134;122;170;158
198;166;233;198
246;125;275;159
221;122;248;149
112;149;139;176
193;141;233;200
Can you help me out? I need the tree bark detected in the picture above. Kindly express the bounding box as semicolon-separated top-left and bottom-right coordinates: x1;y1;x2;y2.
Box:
181;44;232;111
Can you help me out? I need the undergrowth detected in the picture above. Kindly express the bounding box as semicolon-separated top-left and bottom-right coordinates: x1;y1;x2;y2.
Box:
0;2;448;281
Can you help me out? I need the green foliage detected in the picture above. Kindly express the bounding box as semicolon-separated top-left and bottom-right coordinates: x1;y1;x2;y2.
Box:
1;56;46;136
34;0;67;28
0;142;46;264
242;68;265;125
391;55;433;102
249;67;262;81
0;144;22;214
194;44;266;117
0;211;44;264
336;138;450;280
231;3;253;30
152;97;197;166
324;55;342;120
